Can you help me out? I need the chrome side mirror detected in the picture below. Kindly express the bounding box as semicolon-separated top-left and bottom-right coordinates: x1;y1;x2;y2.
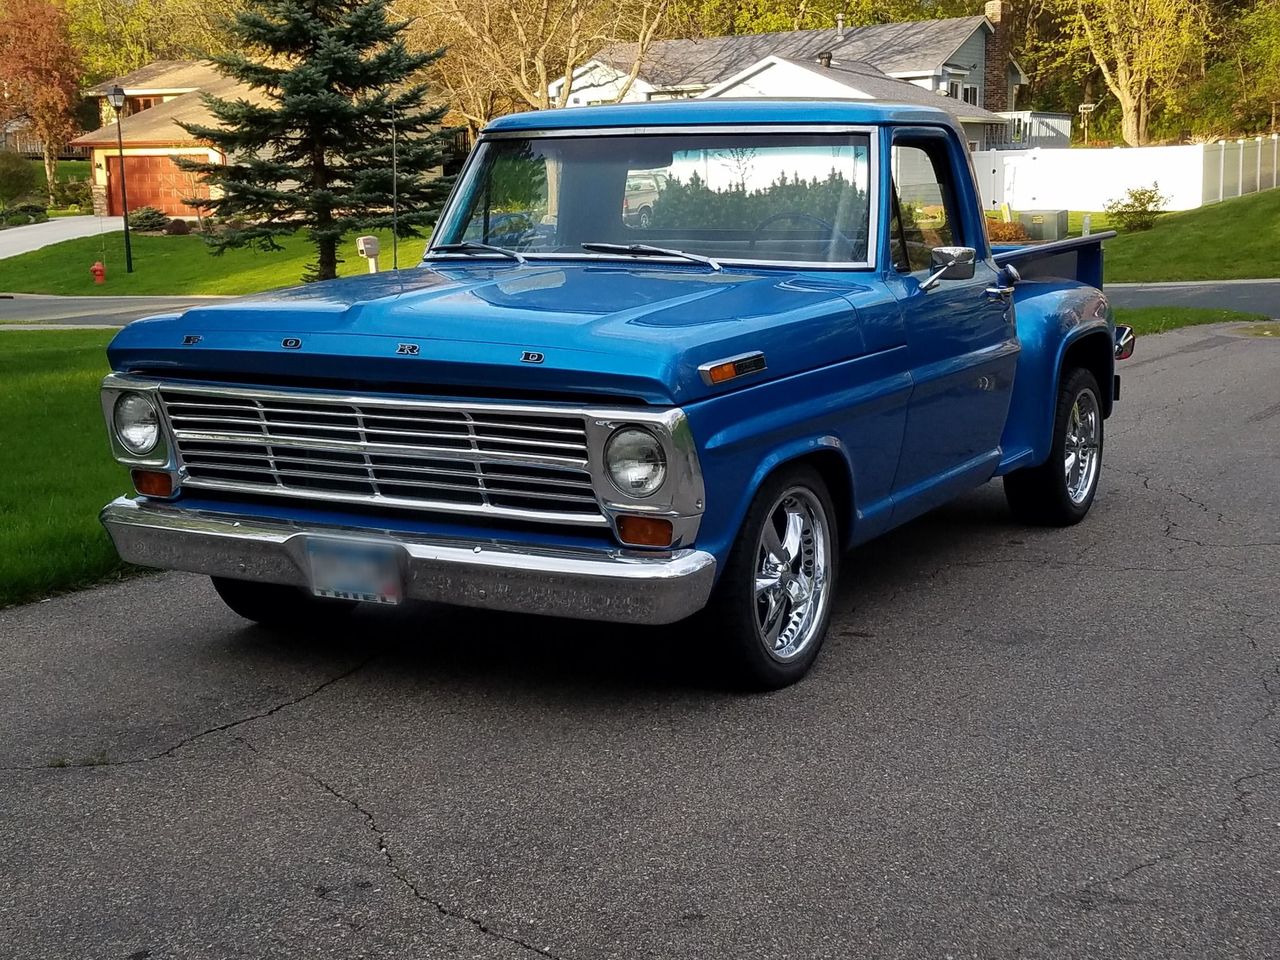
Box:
920;246;976;290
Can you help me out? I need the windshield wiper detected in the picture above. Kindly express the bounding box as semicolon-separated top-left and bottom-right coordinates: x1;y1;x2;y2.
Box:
431;241;527;264
581;242;721;272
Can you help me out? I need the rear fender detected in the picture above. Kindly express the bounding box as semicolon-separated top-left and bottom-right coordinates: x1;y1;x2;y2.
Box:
997;281;1114;474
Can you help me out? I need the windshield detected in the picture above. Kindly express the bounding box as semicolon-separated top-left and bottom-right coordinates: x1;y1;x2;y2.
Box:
433;131;873;266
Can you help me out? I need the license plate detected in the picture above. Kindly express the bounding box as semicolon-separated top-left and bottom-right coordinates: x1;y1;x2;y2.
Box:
306;539;402;605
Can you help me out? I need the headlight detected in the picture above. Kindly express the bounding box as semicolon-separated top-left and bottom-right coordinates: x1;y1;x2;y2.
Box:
113;392;160;455
605;427;666;497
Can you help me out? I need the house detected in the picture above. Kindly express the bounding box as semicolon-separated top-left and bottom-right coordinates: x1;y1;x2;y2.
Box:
549;1;1066;148
698;56;1016;150
71;61;247;217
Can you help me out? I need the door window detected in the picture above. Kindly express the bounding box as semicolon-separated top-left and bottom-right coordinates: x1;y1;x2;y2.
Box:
889;142;963;273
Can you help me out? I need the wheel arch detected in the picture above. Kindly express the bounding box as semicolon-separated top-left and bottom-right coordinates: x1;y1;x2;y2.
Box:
1059;328;1115;418
743;438;856;550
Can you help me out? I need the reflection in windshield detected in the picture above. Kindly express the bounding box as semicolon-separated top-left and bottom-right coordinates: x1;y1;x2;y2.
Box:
434;133;872;265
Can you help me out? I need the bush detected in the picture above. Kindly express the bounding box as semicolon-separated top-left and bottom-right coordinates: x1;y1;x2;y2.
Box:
1104;183;1168;231
127;206;169;231
0;151;37;209
52;177;92;209
164;218;192;235
13;202;48;223
4;212;30;226
985;219;1031;242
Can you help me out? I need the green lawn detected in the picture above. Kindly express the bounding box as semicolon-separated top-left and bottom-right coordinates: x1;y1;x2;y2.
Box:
33;159;92;183
0;330;135;608
0;228;424;296
1104;190;1280;282
1112;306;1270;336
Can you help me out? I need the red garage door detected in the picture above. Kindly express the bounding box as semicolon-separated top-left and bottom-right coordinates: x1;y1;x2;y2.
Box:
107;155;208;217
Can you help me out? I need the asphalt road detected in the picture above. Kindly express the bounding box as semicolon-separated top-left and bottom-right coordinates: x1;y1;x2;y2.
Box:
1107;279;1280;316
2;323;1278;959
0;293;229;326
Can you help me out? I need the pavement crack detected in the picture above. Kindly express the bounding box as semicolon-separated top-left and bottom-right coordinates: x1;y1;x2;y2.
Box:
0;656;375;773
238;738;566;960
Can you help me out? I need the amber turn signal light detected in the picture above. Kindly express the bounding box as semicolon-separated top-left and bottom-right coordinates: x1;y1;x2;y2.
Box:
704;361;739;384
617;515;673;547
131;469;173;498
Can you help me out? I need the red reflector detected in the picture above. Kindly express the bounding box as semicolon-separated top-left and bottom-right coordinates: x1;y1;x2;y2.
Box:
131;470;173;498
617;515;673;547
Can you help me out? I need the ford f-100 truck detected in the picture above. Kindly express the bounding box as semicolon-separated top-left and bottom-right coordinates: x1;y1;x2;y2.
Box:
98;100;1135;688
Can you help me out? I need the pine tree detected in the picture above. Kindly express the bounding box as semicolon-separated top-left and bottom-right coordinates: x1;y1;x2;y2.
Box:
179;0;452;281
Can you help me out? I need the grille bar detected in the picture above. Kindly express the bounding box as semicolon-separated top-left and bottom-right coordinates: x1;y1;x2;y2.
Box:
160;387;607;526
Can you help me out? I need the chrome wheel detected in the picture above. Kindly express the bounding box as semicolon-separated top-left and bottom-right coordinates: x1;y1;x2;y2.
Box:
1064;386;1101;505
753;487;832;663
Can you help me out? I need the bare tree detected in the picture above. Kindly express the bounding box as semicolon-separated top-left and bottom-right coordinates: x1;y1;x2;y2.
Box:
404;0;672;115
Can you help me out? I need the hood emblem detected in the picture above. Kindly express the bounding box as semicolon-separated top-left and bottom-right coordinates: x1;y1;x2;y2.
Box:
281;338;302;349
396;343;420;356
521;351;545;364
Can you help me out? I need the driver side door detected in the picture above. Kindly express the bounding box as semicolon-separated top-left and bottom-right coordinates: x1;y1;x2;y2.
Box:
885;128;1019;522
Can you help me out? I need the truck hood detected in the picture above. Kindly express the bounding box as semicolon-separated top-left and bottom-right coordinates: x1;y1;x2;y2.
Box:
108;261;879;405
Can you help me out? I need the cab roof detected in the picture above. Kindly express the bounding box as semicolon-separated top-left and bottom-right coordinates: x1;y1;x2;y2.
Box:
484;98;958;133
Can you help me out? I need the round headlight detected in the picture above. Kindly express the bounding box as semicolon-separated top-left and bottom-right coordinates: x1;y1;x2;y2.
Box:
113;392;160;456
605;427;667;497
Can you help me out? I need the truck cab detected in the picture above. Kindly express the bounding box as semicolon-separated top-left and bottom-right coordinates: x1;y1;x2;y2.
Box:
99;100;1131;688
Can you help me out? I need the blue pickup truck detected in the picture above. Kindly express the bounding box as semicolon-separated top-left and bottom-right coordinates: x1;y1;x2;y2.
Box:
99;100;1133;688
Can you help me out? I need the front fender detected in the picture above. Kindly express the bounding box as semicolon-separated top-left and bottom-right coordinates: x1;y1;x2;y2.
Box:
682;352;911;570
997;280;1113;474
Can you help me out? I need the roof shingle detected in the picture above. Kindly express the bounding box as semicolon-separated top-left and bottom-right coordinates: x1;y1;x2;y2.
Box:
594;15;990;90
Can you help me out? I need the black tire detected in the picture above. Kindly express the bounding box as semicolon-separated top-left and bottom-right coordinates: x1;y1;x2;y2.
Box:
1004;367;1104;526
705;465;839;690
210;576;358;630
637;207;652;228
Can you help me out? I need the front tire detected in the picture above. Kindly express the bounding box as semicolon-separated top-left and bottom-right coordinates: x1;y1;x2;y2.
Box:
211;576;358;630
706;465;838;689
1004;367;1104;525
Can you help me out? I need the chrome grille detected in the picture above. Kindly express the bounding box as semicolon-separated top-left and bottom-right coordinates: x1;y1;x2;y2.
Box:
159;387;606;525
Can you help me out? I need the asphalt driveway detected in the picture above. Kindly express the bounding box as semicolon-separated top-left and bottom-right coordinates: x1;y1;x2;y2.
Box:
1;323;1277;959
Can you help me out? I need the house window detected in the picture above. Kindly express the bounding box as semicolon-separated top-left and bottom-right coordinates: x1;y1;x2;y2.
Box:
963;85;979;106
124;96;161;117
946;80;961;99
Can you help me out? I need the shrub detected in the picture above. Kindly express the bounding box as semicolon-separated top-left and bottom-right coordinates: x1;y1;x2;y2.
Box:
127;206;169;231
4;212;30;226
164;217;192;235
13;202;48;223
986;219;1031;242
1104;183;1168;231
52;177;92;209
0;151;37;209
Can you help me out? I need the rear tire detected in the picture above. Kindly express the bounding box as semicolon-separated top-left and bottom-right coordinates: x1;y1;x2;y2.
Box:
1004;367;1104;526
211;577;358;630
705;465;838;690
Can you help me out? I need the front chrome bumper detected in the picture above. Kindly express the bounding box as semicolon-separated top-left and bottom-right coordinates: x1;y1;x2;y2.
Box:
100;497;717;625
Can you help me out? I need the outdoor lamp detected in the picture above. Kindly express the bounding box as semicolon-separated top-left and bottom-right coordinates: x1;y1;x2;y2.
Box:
106;84;134;272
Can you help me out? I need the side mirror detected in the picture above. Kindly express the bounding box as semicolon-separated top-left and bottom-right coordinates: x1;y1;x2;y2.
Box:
920;246;976;290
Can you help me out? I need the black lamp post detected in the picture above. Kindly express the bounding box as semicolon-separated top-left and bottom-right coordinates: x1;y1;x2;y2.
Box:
106;84;133;273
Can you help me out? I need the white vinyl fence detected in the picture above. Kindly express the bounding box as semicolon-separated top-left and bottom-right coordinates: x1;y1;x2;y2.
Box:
972;136;1280;212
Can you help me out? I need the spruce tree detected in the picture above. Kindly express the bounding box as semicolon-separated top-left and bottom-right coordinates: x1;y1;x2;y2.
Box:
179;0;451;281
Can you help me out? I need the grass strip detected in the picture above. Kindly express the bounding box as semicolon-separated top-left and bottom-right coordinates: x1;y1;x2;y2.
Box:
0;330;135;607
